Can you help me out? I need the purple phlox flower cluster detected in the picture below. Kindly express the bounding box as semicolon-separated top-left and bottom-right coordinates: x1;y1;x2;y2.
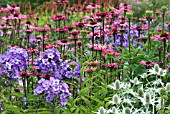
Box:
34;48;62;74
0;47;28;79
54;60;72;79
34;77;71;106
34;48;81;105
35;48;74;79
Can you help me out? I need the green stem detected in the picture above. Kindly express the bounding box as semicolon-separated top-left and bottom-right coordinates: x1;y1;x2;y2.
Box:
148;18;151;53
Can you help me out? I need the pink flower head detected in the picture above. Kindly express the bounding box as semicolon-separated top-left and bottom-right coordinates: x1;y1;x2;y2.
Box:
56;39;73;45
69;30;80;36
151;34;160;41
87;61;100;66
55;28;68;33
73;22;86;27
102;49;115;56
52;15;66;21
139;61;156;67
86;4;100;10
84;67;97;73
85;21;102;28
102;63;118;68
45;44;58;49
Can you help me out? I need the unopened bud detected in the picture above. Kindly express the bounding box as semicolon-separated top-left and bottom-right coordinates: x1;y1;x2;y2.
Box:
154;64;159;73
112;94;119;104
126;12;133;18
115;80;120;90
145;93;151;104
99;107;105;114
161;6;168;12
124;107;131;114
146;10;153;17
165;83;170;92
134;77;138;85
138;88;144;97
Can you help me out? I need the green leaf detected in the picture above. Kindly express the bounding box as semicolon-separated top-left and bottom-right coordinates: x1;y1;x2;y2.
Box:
91;97;103;105
81;96;91;106
79;87;89;96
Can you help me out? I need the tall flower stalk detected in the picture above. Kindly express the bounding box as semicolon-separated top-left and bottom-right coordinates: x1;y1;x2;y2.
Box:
126;12;133;53
161;6;168;33
146;10;153;52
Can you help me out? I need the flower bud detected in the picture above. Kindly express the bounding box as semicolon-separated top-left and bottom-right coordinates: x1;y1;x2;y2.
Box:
138;88;144;97
161;6;168;12
154;64;159;73
124;107;131;114
126;12;133;18
112;94;119;104
165;83;170;92
159;69;164;76
145;93;151;104
112;107;117;113
115;80;120;90
99;107;105;114
146;10;153;17
134;77;138;85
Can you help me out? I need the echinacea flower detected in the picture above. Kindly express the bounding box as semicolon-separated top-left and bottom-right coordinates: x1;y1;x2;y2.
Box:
56;39;73;46
139;60;156;67
87;61;100;66
84;67;97;73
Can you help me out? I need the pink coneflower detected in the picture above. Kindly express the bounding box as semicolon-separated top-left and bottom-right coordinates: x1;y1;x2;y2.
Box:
36;26;50;33
87;61;100;66
69;30;80;36
27;48;39;54
87;44;108;51
64;26;74;31
45;44;57;49
36;35;43;42
84;67;97;73
52;15;66;21
85;21;102;28
96;12;109;18
102;63;118;68
86;4;100;10
56;39;73;45
55;28;68;33
160;32;169;40
73;22;86;28
102;49;115;56
14;88;22;92
139;60;156;67
68;36;82;40
151;34;160;41
55;0;68;4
